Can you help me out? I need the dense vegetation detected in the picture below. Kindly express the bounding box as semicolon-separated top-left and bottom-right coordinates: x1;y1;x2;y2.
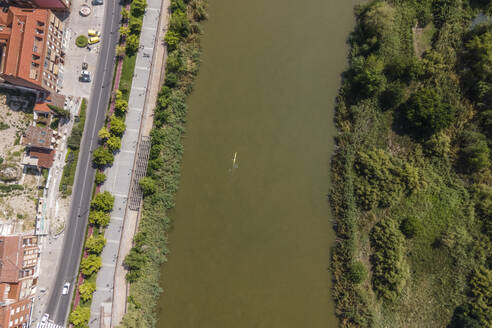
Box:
121;0;207;326
60;98;87;196
331;0;492;327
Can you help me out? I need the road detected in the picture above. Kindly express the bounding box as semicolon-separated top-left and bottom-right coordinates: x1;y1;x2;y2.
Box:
45;1;121;325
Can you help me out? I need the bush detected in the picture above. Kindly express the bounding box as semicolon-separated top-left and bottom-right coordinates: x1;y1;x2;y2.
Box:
351;54;385;97
124;248;146;282
110;115;126;136
88;210;111;227
164;31;181;51
85;235;107;255
129;16;143;35
169;9;191;37
95;171;106;185
91;191;115;212
348;261;368;283
126;34;140;55
139;177;156;196
459;130;490;173
400;217;421;239
75;35;88;48
370;218;407;302
405;87;455;138
131;0;147;17
115;98;128;116
92;146;114;166
79;281;96;302
98;127;110;140
107;136;122;152
80;254;102;277
69;307;90;328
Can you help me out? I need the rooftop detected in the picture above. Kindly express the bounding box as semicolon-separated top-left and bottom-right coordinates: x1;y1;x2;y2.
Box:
22;125;53;149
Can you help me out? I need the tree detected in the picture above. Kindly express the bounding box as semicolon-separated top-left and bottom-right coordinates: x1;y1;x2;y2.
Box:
139;177;157;196
121;8;130;22
126;34;139;55
459;130;490;173
169;9;190;37
405;88;455;138
129;16;143;35
80;254;102;277
131;0;147;17
107;136;121;152
69;307;90;328
352;54;385;97
85;235;107;255
98;127;110;140
92;146;114;166
115;98;128;115
88;210;111;227
91;191;114;212
399;217;421;238
79;281;96;302
348;261;368;284
124;248;146;282
95;171;106;185
110;115;126;136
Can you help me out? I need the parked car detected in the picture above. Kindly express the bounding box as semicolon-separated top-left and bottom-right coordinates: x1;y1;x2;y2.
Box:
62;282;70;295
92;0;103;5
88;36;100;45
88;29;100;37
41;314;49;324
79;70;91;82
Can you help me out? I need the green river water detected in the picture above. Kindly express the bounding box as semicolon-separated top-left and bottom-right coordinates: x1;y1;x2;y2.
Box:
156;0;356;326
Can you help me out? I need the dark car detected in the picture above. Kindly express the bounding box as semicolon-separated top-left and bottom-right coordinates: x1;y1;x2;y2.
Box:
79;70;91;82
92;0;103;5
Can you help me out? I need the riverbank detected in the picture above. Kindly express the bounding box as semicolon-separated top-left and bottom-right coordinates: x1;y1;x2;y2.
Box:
332;1;491;327
120;0;208;326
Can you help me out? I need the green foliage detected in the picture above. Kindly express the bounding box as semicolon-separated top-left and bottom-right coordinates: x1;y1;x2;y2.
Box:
47;104;70;119
121;8;130;22
354;149;420;210
459;130;490;173
76;35;88;47
110;115;126;136
0;184;23;193
139;177;156;196
79;281;96;302
351;54;385;97
92;146;114;166
370;218;407;302
399;216;421;239
129;16;143;35
126;34;140;55
95;171;107;185
88;210;111;227
115;98;128;116
405;87;455;138
124;247;146;282
98;127;110;140
131;0;147;17
119;26;129;39
69;307;90;328
91;191;114;212
164;31;181;51
67;99;87;150
169;10;191;37
107;136;122;152
348;261;368;284
80;254;102;277
85;235;107;255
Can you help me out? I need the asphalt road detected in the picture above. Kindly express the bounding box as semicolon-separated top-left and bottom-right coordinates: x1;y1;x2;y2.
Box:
45;1;121;325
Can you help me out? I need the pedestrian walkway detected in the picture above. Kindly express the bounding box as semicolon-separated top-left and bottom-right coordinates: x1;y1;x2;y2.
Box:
89;0;164;326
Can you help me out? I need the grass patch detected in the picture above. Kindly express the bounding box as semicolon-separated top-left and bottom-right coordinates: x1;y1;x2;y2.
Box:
119;53;137;101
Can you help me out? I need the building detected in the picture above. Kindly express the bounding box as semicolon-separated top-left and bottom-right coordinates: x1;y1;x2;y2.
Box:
21;125;55;169
0;6;65;96
0;235;39;328
0;0;70;10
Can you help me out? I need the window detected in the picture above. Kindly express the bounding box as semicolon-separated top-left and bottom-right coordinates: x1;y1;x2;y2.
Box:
14;319;18;325
16;307;19;313
10;309;14;315
8;321;12;327
20;317;23;322
21;306;24;311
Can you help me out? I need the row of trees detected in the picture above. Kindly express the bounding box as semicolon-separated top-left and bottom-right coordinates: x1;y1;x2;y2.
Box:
117;0;147;57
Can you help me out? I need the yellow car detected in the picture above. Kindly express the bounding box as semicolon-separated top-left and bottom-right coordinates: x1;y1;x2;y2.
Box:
88;29;100;37
88;36;100;44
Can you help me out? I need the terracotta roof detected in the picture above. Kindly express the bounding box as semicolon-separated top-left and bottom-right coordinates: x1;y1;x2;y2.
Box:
33;102;51;113
0;236;22;283
47;92;65;109
22;125;53;149
29;147;55;168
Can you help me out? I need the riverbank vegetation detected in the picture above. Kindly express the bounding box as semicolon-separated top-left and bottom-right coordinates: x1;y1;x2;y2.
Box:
332;0;492;327
121;0;207;326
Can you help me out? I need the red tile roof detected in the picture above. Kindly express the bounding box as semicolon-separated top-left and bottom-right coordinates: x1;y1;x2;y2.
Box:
33;102;51;113
29;147;55;168
22;125;53;149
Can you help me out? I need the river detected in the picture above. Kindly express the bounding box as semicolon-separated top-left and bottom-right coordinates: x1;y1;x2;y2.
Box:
156;0;356;327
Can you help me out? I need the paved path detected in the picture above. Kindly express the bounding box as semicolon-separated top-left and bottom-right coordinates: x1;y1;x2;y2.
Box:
44;0;121;325
89;0;164;326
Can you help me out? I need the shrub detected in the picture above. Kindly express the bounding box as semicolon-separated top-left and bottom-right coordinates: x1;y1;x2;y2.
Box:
131;0;147;17
124;248;146;282
69;307;90;328
405;87;455;138
92;146;114;166
91;191;115;212
169;9;191;37
75;35;88;48
80;254;102;277
351;54;385;97
79;281;96;302
349;261;368;283
98;127;110;140
370;218;407;302
107;136;122;152
95;171;107;185
459;130;490;173
129;16;143;35
139;177;156;196
400;217;421;239
126;34;140;55
121;8;130;22
85;235;107;255
88;210;111;227
110;115;126;136
115;98;128;116
164;31;181;51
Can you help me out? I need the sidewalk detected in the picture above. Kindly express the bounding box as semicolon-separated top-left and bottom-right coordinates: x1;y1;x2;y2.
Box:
111;0;170;323
89;0;166;326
